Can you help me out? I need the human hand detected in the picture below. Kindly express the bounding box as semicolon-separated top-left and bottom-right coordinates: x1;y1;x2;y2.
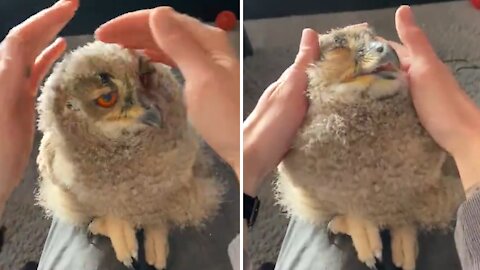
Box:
95;7;240;178
0;0;78;206
390;6;480;190
243;29;319;196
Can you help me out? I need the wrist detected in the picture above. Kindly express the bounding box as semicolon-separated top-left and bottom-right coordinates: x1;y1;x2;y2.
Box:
453;131;480;192
230;158;240;181
243;175;262;197
0;175;13;207
243;146;265;197
0;156;17;205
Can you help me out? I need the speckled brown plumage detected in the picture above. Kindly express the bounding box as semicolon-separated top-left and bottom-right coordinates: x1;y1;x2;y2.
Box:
277;93;463;228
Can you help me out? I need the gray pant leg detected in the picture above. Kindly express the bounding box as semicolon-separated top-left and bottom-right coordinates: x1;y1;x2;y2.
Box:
275;218;369;270
38;218;126;270
275;218;461;270
38;199;238;270
37;167;239;270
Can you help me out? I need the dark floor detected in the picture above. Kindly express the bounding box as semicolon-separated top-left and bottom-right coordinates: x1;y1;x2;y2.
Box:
0;0;239;39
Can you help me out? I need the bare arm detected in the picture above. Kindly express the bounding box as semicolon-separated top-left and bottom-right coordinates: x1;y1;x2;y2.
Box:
0;0;77;216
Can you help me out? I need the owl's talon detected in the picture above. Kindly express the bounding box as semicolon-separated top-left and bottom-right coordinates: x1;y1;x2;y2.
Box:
391;225;417;270
132;250;138;260
365;260;377;270
88;216;138;267
145;224;169;270
328;215;382;268
327;216;347;234
123;257;133;268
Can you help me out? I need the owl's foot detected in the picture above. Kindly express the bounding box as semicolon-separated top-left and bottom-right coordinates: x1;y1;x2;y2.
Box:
88;216;138;267
144;224;169;270
328;215;382;269
391;225;418;270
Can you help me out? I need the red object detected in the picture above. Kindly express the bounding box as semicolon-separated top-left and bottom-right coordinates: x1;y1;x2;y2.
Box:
472;0;480;9
215;11;237;31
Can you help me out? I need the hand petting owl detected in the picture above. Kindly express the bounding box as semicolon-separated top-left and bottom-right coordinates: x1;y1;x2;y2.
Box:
275;25;465;270
36;41;224;269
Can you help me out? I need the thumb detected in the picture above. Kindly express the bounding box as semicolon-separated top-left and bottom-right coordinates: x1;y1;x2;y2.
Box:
294;28;320;70
31;37;66;94
395;5;435;60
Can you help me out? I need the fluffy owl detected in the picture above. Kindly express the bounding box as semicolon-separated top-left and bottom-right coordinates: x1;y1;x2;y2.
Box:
36;41;224;269
275;25;465;270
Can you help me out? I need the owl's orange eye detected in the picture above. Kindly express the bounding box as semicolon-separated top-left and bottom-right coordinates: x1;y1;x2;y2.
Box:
96;91;118;108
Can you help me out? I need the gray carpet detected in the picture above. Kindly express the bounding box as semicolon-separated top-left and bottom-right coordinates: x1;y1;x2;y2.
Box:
244;1;480;268
0;28;240;270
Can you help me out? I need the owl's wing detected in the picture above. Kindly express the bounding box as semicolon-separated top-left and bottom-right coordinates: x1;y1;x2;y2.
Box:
37;132;56;184
36;133;91;225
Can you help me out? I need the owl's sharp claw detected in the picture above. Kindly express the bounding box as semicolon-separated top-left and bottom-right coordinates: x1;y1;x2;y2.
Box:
327;216;348;234
365;259;377;270
375;250;382;261
328;215;382;269
123;257;133;268
88;216;138;267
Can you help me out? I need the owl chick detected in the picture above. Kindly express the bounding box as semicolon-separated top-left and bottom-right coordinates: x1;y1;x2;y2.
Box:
275;25;464;270
36;41;224;269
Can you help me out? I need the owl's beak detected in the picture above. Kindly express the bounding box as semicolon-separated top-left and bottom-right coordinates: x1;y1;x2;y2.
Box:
366;41;401;79
378;45;400;70
139;106;162;129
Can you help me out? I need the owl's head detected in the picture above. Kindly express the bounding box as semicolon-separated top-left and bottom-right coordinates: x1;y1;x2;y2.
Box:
308;25;408;104
38;41;184;141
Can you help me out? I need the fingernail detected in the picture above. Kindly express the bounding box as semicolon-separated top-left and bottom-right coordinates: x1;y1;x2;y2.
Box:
54;0;78;11
299;28;312;47
300;29;308;43
52;0;62;7
94;27;104;39
54;0;69;7
151;7;180;33
402;5;416;24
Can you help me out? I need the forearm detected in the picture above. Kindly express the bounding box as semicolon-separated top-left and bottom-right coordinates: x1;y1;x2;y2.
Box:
243;128;264;197
453;133;480;192
0;156;11;219
0;165;14;220
0;132;28;211
242;120;272;197
0;151;19;210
